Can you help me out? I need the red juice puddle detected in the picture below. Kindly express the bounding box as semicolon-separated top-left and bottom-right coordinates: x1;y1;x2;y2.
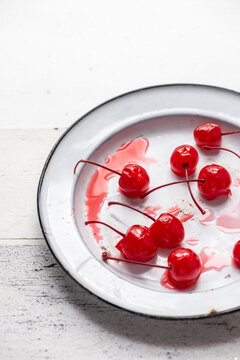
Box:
160;270;175;290
179;213;194;223
84;138;157;242
199;209;215;226
167;205;180;217
166;205;193;223
216;201;240;234
186;237;199;246
200;247;231;273
143;204;161;218
233;177;240;187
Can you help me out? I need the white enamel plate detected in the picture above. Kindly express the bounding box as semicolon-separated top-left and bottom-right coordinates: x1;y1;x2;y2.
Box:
38;84;240;318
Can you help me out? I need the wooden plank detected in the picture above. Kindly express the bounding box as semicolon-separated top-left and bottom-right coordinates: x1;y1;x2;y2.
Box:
0;128;65;239
0;239;240;360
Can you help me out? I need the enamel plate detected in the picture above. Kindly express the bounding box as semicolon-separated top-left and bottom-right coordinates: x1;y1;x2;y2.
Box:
38;84;240;318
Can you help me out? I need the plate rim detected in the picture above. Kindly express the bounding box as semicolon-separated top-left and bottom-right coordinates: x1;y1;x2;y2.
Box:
37;83;240;319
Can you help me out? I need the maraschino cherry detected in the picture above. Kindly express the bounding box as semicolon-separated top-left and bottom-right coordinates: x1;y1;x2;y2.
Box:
141;163;231;203
233;241;240;268
170;144;205;214
166;248;201;289
170;144;199;177
85;220;157;262
74;160;150;198
143;144;205;214
197;164;232;200
194;123;240;159
102;247;201;289
108;201;184;249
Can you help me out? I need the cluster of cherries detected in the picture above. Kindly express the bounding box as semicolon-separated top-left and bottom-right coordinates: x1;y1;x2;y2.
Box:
75;123;240;289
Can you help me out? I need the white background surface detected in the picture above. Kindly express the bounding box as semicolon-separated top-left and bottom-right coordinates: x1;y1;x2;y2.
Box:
1;1;240;359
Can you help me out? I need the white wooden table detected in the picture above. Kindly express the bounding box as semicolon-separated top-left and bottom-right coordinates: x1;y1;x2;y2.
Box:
1;1;240;359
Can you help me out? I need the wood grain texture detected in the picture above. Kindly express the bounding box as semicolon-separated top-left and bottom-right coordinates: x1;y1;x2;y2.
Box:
0;239;240;360
0;128;65;239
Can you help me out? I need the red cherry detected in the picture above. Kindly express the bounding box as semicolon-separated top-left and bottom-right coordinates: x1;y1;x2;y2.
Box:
194;123;240;159
141;164;231;204
118;163;150;198
108;201;184;249
150;213;185;248
167;248;201;289
194;122;240;148
74;160;149;198
169;145;205;214
102;247;201;289
194;123;222;147
170;144;199;177
116;225;157;262
85;220;157;262
233;241;240;268
198;164;232;200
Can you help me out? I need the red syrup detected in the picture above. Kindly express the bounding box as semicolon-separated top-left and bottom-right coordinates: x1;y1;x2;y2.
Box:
186;237;199;246
216;201;240;234
82;138;156;242
199;209;215;226
233;178;240;187
166;205;194;223
199;248;231;273
143;204;162;218
167;205;180;217
160;270;175;290
179;213;194;223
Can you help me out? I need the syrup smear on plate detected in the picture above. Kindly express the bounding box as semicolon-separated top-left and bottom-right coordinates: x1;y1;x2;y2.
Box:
143;204;162;218
233;177;240;187
199;247;231;273
216;201;240;234
186;237;199;246
84;138;156;242
199;209;215;226
167;205;180;217
179;213;194;223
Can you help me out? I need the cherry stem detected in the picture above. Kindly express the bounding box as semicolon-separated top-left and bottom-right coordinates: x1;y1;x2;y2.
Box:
102;252;171;270
184;166;206;215
85;221;124;237
74;159;122;175
141;179;205;198
203;146;240;159
108;201;156;222
221;130;240;136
